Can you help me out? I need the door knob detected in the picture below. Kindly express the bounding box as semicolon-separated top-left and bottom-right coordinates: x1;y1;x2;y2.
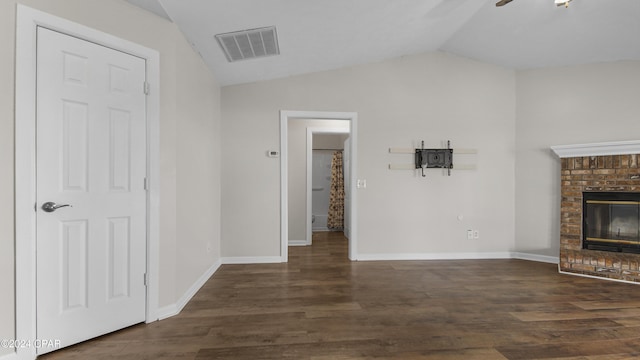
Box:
42;202;72;213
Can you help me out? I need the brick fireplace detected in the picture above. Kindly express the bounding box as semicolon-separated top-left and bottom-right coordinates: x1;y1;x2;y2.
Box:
552;141;640;283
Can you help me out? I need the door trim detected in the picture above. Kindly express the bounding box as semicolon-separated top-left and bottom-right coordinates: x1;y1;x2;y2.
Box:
280;111;358;262
15;5;160;359
306;126;350;245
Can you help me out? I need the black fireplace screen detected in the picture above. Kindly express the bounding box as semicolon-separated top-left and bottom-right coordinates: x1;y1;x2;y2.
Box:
583;192;640;253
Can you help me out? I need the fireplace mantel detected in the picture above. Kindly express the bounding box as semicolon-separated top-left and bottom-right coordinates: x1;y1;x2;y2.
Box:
551;140;640;158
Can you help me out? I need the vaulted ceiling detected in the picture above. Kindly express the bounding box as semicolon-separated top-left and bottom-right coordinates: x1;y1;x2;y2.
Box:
126;0;640;86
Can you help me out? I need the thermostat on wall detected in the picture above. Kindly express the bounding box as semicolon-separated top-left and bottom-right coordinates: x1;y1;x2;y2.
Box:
266;150;279;158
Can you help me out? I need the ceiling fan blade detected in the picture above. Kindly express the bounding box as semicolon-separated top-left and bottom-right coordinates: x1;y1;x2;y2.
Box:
496;0;514;6
555;0;572;7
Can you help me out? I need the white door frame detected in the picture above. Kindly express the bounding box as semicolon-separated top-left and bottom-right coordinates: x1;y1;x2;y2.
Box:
15;5;160;359
306;127;350;245
280;111;358;261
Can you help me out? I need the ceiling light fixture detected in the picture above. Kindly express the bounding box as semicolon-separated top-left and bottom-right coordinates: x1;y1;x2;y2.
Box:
554;0;572;8
497;0;572;7
495;0;513;6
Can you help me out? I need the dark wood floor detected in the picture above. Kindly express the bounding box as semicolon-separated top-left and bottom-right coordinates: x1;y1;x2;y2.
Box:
42;232;640;359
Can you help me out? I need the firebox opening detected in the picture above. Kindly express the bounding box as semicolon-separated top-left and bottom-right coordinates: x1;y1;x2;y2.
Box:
583;192;640;253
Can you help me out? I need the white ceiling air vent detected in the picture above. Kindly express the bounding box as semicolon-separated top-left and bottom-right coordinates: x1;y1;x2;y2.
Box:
215;26;280;62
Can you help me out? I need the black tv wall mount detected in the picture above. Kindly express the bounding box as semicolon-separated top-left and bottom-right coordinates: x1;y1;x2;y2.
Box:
388;140;477;178
415;140;453;177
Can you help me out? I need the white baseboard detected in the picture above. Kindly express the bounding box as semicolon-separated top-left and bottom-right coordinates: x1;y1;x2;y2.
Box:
356;251;560;263
288;240;308;246
158;255;283;319
0;351;18;360
221;256;283;264
156;304;178;322
156;259;222;320
512;252;559;264
356;252;513;261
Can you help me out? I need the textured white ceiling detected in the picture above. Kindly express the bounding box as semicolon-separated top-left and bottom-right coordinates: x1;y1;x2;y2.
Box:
442;0;640;69
126;0;640;86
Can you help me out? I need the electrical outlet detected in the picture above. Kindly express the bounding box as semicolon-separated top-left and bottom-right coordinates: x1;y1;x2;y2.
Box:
473;230;480;239
467;230;473;240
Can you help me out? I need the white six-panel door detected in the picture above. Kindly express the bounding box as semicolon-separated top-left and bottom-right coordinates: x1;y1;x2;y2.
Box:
36;26;147;354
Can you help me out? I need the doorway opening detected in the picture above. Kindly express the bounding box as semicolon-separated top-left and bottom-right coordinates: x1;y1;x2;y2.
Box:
306;126;350;246
280;111;358;262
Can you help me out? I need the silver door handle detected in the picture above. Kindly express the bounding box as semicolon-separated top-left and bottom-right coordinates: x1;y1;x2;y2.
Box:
42;202;72;213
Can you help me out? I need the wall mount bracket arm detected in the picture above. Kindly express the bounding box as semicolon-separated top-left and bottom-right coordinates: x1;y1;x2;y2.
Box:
388;141;477;177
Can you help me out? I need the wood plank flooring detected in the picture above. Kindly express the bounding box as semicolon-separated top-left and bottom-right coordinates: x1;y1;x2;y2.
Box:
41;232;640;359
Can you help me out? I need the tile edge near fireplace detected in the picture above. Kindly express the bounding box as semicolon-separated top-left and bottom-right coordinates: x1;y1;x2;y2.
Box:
551;140;640;284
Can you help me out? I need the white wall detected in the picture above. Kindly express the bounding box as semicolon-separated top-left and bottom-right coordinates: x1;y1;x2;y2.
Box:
515;61;640;257
0;4;15;357
311;150;334;231
221;51;516;259
174;32;222;300
2;0;221;354
343;137;352;239
314;134;350;150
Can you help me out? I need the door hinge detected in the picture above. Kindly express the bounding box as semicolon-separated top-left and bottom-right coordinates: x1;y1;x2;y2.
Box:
144;177;148;190
144;273;148;286
143;81;150;95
